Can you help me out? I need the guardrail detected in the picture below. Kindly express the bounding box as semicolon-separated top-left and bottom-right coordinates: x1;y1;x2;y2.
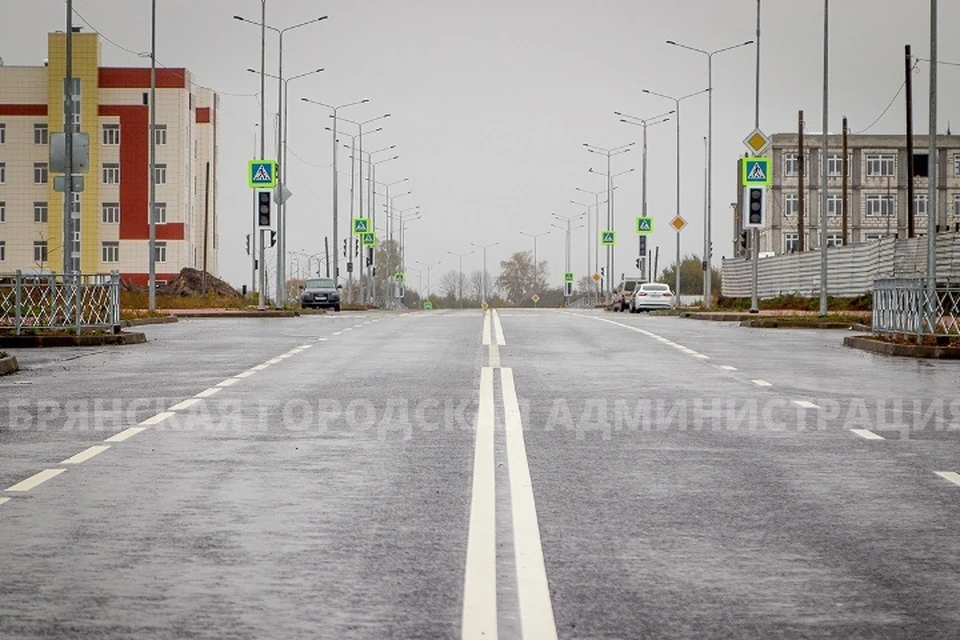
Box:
872;277;960;340
0;271;121;335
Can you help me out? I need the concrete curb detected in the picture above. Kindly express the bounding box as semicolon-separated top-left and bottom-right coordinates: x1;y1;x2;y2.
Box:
122;316;179;327
0;355;19;376
0;332;147;348
740;319;871;330
844;335;960;359
167;310;300;318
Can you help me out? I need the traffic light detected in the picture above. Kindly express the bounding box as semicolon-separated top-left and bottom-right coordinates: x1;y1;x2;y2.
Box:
258;191;271;226
269;231;277;248
743;187;765;228
365;248;373;267
638;236;647;255
245;234;251;255
739;231;748;251
635;258;641;269
600;267;605;278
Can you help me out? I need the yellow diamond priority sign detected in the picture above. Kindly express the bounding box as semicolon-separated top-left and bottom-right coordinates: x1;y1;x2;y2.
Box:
743;129;771;155
670;215;687;232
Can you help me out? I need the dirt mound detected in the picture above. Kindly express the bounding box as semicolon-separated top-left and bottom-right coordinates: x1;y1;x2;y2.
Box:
158;268;241;298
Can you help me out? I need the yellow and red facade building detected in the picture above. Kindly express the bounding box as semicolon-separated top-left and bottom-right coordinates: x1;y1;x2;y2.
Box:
0;30;218;284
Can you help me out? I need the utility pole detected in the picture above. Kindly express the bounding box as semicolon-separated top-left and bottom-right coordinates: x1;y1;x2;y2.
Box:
927;0;938;309
798;110;805;252
63;0;74;279
819;0;830;317
750;0;762;313
842;116;849;245
905;44;915;239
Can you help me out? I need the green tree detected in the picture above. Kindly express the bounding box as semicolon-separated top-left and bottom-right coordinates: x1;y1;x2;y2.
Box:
658;254;721;297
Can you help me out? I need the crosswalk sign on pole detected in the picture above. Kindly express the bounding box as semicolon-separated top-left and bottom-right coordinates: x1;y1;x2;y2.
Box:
362;232;376;247
601;230;616;246
741;157;772;187
248;160;278;189
636;217;654;235
564;271;574;283
353;218;370;234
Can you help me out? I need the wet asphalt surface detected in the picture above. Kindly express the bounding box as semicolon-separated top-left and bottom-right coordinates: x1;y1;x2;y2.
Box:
1;309;960;639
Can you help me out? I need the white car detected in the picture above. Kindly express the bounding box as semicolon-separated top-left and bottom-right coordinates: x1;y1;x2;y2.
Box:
629;283;675;312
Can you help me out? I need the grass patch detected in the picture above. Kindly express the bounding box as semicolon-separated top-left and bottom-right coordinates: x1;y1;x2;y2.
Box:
121;291;252;310
716;293;872;312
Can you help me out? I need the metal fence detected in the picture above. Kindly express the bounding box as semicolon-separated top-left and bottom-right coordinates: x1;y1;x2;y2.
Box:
872;278;960;339
0;271;121;335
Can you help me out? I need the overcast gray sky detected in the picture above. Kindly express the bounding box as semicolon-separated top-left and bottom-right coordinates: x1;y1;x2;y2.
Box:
4;1;958;290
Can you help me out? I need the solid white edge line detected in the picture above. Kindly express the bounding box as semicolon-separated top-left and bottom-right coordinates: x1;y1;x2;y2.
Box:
316;337;328;341
235;370;256;378
935;471;960;487
250;364;270;371
482;310;492;346
140;411;175;426
461;366;498;640
217;378;241;387
793;400;820;409
751;379;773;387
501;367;558;640
851;428;885;440
492;309;506;346
168;398;201;412
195;387;222;399
298;344;312;349
105;427;146;443
5;469;66;492
61;445;111;465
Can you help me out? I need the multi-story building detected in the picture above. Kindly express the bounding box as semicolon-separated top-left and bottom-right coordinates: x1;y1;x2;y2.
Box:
0;29;218;284
734;132;960;256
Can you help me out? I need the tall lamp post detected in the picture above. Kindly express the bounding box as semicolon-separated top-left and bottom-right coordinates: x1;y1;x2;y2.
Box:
642;86;710;301
398;206;420;281
583;142;634;296
615;109;673;282
573;187;611;304
552;212;585;306
448;250;475;307
364;150;399;303
519;230;551;306
471;241;499;304
665;38;753;309
416;260;442;304
300;96;369;292
587;166;635;291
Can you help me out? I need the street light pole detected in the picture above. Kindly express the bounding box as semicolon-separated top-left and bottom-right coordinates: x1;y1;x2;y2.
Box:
574;187;611;303
471;241;499;304
448;250;474;307
552;212;584;305
520;230;550;307
666;39;753;308
300;97;370;295
584;143;634;296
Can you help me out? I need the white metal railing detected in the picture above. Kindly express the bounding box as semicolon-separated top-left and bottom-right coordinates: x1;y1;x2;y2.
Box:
0;271;121;335
872;277;960;340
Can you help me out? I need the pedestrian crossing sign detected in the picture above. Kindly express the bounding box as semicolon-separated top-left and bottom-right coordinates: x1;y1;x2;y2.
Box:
636;217;653;235
362;232;377;247
741;157;772;187
601;230;616;246
353;218;370;234
564;271;574;283
248;160;278;188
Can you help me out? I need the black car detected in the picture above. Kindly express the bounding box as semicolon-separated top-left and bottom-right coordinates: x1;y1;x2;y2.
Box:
300;277;341;311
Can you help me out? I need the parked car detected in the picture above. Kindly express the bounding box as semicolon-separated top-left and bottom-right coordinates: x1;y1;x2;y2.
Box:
629;282;674;312
300;277;342;311
613;278;644;312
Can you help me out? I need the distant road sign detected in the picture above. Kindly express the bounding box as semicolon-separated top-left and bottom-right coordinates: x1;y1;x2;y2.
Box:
592;273;601;283
395;272;405;282
423;300;433;310
362;232;376;247
743;129;771;155
248;160;277;188
600;231;616;246
670;216;687;232
636;217;653;235
531;294;540;303
353;218;370;234
742;157;772;187
564;271;574;283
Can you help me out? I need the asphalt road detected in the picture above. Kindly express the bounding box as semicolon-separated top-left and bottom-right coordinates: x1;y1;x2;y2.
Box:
1;309;960;639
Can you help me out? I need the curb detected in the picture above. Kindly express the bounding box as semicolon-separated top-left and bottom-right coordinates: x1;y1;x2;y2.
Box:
122;316;179;327
167;310;300;318
0;332;147;348
844;335;960;359
740;320;871;330
0;355;19;376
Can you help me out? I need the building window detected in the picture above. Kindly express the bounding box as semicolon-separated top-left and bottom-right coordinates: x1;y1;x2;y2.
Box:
153;202;167;224
34;162;49;184
0;123;5;144
783;193;799;216
954;154;960;177
826;152;846;177
784;233;799;253
34;202;48;223
34;123;48;145
154;164;167;185
914;194;929;216
153;124;167;146
783;152;799;176
102;123;120;146
826;194;842;216
0;241;5;262
864;232;889;242
34;240;48;263
102;202;120;224
866;194;895;216
826;233;843;248
954;194;960;218
0;201;4;222
0;162;5;184
102;163;120;184
154;241;167;263
71;192;81;217
101;241;120;263
865;153;895;177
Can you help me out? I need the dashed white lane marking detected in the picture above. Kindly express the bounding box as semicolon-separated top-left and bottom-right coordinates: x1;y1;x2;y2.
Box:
217;378;240;387
61;445;111;465
482;311;492;346
297;344;313;350
195;387;222;399
492;309;506;346
343;327;354;332
141;411;175;426
501;367;558;639
935;471;960;487
331;331;343;336
250;364;270;371
751;379;773;388
316;337;328;342
793;400;820;409
719;365;738;371
462;366;498;639
235;370;256;378
5;469;66;493
168;398;200;412
851;429;885;440
104;427;146;443
0;497;9;507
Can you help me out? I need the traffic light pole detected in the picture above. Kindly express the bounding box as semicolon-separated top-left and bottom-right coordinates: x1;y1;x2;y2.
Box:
259;228;267;309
